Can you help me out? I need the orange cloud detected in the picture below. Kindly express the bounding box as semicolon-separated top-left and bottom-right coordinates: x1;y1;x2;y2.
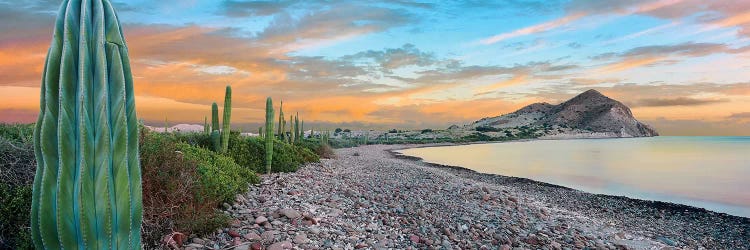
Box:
475;75;528;93
597;56;665;74
480;13;585;45
713;10;750;28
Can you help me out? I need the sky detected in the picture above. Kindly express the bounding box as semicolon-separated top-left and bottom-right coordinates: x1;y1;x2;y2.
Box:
1;0;749;135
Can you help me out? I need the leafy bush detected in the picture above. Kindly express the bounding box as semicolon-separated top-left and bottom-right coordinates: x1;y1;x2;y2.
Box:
226;132;264;171
0;184;33;250
172;131;213;149
177;143;259;203
0;124;35;250
139;129;259;248
226;134;319;174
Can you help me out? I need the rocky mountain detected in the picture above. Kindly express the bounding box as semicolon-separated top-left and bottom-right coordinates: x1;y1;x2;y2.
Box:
467;89;658;138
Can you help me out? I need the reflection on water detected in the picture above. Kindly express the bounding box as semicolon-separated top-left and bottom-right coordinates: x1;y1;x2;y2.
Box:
397;137;750;217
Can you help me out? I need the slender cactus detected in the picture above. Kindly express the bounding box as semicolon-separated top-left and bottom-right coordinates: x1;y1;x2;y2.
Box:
258;127;263;138
280;118;285;141
294;113;300;144
31;0;142;248
265;97;274;174
301;120;305;139
204;116;209;134
211;102;219;133
220;85;232;153
289;115;294;144
277;101;283;139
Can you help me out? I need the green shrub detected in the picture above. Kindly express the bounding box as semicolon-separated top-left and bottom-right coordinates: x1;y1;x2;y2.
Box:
139;129;258;248
0;184;33;250
0;124;35;250
172;131;213;149
226;133;265;173
226;135;319;174
177;143;259;203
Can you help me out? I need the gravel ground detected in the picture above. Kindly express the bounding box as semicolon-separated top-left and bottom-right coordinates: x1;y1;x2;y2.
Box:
190;144;749;250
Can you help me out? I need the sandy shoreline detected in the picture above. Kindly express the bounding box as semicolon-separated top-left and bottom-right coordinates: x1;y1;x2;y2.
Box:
196;144;749;250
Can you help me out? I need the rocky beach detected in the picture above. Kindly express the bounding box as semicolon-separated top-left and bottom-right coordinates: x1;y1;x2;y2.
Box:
191;144;750;250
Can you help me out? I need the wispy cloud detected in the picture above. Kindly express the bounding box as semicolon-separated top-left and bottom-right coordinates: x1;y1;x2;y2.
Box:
633;97;729;107
479;13;584;45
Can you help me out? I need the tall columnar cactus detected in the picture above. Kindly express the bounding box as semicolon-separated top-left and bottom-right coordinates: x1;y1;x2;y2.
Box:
280;117;286;142
220;86;232;153
204;116;209;134
211;102;219;132
211;130;221;152
265;97;274;174
289;115;294;144
164;116;169;133
301;120;305;139
294;114;300;144
258;127;263;138
31;0;142;248
277;101;283;139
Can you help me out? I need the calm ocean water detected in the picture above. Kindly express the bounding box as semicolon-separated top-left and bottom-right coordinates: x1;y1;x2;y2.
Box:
397;137;750;218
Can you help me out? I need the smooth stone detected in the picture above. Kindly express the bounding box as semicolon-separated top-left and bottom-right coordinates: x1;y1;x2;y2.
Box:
268;241;293;250
244;232;261;241
280;208;302;219
255;216;268;225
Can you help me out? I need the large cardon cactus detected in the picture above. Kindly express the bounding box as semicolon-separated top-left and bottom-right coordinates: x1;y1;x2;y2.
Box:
265;97;274;174
31;0;142;249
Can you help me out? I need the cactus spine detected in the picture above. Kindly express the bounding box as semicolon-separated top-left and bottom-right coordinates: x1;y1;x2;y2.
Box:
220;86;232;153
265;97;274;174
31;0;142;248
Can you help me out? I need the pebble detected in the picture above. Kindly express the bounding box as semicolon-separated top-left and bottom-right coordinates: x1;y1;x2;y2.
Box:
255;216;268;225
267;241;292;250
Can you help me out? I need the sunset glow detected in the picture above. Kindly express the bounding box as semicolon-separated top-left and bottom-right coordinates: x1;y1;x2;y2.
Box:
1;0;749;135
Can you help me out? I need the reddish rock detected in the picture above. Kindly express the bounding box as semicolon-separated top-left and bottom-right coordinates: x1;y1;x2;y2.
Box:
410;234;420;243
228;230;241;238
244;232;261;241
250;242;263;250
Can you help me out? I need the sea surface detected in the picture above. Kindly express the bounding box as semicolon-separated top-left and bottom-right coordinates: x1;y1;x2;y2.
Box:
397;136;750;218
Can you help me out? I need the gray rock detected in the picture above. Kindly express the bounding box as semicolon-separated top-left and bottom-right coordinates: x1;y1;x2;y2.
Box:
293;233;309;244
280;208;301;219
255;216;268;225
267;241;293;250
